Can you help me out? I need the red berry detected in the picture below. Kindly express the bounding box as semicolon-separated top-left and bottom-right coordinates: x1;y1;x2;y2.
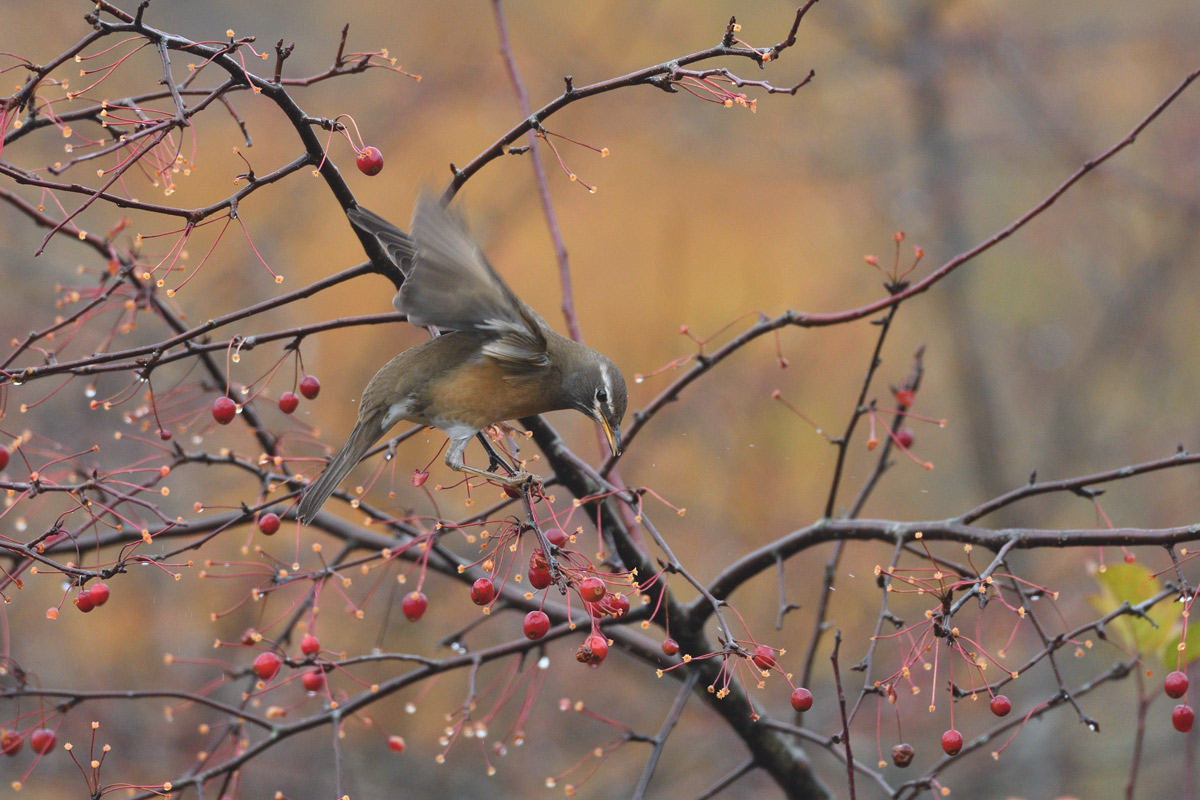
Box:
278;391;299;414
29;728;56;755
89;582;110;606
579;576;606;603
301;668;325;692
751;644;776;672
212;396;237;425
546;528;568;547
528;564;552;590
258;512;281;536
503;484;523;500
159;429;173;441
606;593;630;618
895;429;915;448
891;742;914;768
300;634;321;657
470;578;496;606
0;448;8;471
940;729;963;756
299;375;321;400
1123;553;1136;564
895;388;916;407
989;695;1012;717
1165;670;1189;699
790;687;814;712
661;637;680;656
1174;704;1195;733
252;651;282;681
241;628;260;646
1;730;22;756
523;610;550;640
401;591;427;622
356;146;384;176
576;633;609;665
387;734;406;753
74;589;95;613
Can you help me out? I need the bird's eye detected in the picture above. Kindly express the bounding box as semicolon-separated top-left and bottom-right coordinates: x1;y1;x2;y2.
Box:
596;388;608;403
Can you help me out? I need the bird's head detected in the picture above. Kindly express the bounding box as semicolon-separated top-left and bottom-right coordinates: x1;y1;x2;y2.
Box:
569;351;627;457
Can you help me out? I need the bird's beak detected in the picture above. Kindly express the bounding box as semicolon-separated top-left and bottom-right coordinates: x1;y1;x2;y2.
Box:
599;416;621;457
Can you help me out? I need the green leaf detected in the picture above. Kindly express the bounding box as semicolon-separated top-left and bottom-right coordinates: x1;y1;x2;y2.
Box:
1088;563;1180;663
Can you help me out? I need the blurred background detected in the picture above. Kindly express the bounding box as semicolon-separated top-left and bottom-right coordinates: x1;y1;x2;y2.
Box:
2;1;1200;798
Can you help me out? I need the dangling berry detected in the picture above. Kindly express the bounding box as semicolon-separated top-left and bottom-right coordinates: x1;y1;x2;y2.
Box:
0;448;9;471
528;563;552;590
387;734;406;753
258;512;281;536
606;593;630;617
576;634;609;665
278;391;299;414
895;430;915;448
940;729;963;756
895;388;916;407
891;742;914;768
301;668;325;692
523;610;550;640
790;687;814;712
401;591;428;622
1165;670;1189;699
74;589;95;613
88;582;110;606
252;652;282;681
356;146;384;176
470;578;496;606
579;576;606;603
546;527;568;547
1;730;23;756
661;637;680;656
299;375;321;399
300;634;321;657
751;644;776;671
1174;704;1195;733
29;728;56;755
212;396;237;424
989;695;1012;717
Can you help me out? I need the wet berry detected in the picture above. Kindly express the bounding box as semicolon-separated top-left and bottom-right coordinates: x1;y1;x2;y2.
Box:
0;448;8;471
790;687;813;712
989;695;1011;717
356;146;384;176
470;578;496;606
89;582;110;606
606;593;630;617
258;512;281;535
300;634;321;657
401;591;428;622
891;743;914;768
278;391;299;414
895;388;915;407
1165;670;1189;699
895;429;915;448
546;528;568;547
301;668;325;692
661;637;680;656
523;610;550;640
387;734;406;753
253;652;282;681
299;375;321;399
941;729;963;756
1174;704;1195;733
212;396;237;424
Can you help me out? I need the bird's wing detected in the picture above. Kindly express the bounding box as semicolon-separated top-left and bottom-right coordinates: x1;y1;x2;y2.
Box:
401;195;549;371
346;205;417;276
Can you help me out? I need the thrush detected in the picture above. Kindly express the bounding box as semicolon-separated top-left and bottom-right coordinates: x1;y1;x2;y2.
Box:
297;197;627;524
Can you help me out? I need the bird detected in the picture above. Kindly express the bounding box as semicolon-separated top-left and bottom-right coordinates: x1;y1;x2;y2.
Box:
296;196;627;525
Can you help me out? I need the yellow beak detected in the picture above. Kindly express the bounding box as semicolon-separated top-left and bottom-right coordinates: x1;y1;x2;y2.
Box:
599;415;621;457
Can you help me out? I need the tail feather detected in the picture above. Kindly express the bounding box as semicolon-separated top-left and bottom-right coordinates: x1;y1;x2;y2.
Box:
297;419;382;525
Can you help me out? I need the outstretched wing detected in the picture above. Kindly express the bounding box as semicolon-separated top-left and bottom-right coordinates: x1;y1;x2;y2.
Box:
346;205;417;276
402;195;549;371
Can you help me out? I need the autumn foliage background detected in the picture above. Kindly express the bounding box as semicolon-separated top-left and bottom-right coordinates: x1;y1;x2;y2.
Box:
3;1;1200;798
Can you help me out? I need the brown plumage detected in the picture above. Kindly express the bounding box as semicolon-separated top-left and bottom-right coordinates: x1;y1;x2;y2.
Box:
297;197;626;525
